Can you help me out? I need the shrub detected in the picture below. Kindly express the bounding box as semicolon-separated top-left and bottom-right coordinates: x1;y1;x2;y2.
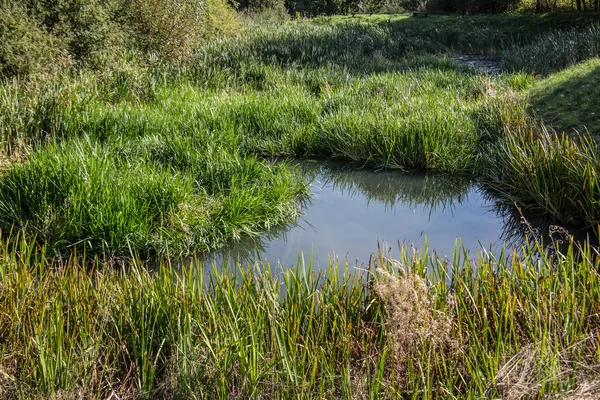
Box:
201;0;242;38
0;2;65;78
23;0;130;67
129;0;204;60
128;0;240;60
0;0;240;77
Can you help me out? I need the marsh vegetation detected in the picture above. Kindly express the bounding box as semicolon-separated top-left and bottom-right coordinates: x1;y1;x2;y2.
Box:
2;13;600;255
2;234;600;398
1;2;600;398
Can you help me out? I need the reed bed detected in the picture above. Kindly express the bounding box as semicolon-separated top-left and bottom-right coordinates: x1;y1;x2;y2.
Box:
177;13;600;79
1;234;599;399
2;13;600;400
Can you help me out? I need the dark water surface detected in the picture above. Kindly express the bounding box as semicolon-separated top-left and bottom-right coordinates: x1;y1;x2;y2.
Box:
211;161;547;270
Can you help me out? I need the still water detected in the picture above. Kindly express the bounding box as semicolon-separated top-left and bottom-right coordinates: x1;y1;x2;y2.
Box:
212;161;549;270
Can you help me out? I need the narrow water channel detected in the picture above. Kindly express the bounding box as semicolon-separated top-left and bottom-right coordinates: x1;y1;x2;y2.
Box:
212;161;558;270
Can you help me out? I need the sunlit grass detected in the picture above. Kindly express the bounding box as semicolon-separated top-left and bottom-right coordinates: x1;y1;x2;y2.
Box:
1;13;600;253
528;57;600;138
0;138;307;257
1;233;599;398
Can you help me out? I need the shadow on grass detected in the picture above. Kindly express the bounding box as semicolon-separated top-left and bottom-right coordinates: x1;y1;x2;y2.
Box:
529;58;600;138
230;13;600;75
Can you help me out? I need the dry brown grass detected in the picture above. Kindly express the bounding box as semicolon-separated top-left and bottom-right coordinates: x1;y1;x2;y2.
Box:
374;259;456;381
495;335;600;400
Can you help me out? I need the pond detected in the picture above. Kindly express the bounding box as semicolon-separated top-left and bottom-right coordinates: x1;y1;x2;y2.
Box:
209;161;583;271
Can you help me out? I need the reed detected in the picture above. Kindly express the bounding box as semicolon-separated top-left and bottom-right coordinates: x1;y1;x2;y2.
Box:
480;127;600;229
1;233;599;398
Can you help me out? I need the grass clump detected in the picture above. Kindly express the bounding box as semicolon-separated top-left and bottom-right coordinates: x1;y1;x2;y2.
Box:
503;24;600;75
0;139;306;257
1;234;600;398
481;127;600;229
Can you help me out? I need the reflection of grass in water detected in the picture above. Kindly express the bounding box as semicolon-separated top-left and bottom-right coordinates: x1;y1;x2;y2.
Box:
204;216;305;264
481;188;597;253
213;160;473;262
296;160;472;212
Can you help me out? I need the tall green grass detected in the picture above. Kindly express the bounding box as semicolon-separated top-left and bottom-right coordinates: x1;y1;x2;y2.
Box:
2;14;600;255
1;233;599;398
179;13;600;77
503;24;600;75
0;65;530;170
481;128;600;230
0;58;530;255
0;138;307;257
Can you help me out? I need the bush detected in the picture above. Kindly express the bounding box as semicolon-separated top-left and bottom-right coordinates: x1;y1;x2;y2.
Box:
125;0;240;60
23;0;130;67
0;2;65;78
129;0;204;60
0;0;240;78
237;0;289;22
201;0;241;38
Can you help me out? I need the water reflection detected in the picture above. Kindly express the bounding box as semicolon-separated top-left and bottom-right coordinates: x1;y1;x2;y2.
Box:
205;161;596;271
209;161;496;269
296;160;471;212
483;191;597;255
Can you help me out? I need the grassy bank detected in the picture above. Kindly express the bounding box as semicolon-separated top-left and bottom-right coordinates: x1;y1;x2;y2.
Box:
0;138;307;257
0;59;529;256
1;234;599;398
527;57;600;138
1;13;600;254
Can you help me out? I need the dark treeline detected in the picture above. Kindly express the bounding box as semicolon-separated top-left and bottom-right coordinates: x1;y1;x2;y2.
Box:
236;0;600;17
2;0;599;79
431;0;600;13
